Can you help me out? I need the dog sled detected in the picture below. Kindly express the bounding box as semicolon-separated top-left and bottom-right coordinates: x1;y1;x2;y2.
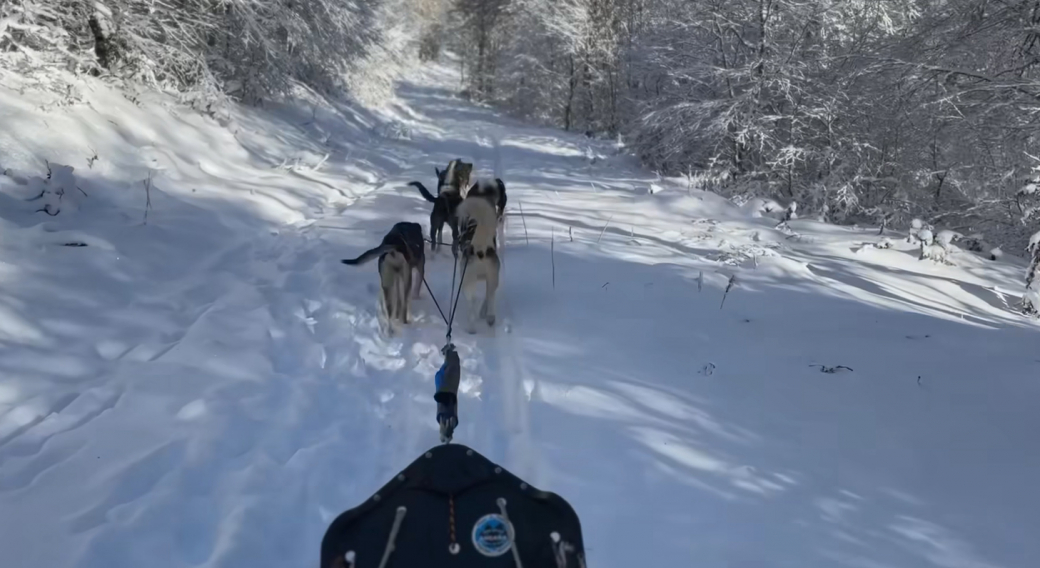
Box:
319;442;586;568
320;344;587;568
319;368;587;568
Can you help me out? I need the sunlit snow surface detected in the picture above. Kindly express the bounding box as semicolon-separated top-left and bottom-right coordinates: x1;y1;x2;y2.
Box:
0;63;1037;568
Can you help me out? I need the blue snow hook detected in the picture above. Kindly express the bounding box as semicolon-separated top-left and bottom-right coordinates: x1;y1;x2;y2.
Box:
420;267;464;443
419;247;471;444
434;343;460;443
419;268;461;442
434;352;449;390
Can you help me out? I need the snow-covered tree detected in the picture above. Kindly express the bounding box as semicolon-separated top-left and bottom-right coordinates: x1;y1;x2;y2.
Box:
447;0;512;102
1024;231;1040;316
441;0;1040;253
2;0;415;108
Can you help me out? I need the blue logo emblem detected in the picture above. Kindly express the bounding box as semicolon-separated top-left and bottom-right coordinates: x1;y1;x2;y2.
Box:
471;513;514;557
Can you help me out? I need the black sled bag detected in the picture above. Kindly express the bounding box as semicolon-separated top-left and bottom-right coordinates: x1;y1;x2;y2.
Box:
320;443;586;567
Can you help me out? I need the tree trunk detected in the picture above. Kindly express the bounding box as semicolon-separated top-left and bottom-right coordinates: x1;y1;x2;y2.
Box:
564;54;576;131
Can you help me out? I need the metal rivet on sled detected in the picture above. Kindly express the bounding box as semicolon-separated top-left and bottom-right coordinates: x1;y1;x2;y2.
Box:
449;543;460;555
425;452;433;459
397;474;405;482
520;482;528;490
373;494;381;502
494;467;502;474
466;449;474;456
550;532;561;543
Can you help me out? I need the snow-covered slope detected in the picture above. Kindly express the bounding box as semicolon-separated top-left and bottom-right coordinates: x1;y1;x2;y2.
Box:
1;64;1038;568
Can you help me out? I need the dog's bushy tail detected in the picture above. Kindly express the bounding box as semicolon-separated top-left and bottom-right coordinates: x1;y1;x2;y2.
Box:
342;244;394;265
495;178;507;211
408;181;438;203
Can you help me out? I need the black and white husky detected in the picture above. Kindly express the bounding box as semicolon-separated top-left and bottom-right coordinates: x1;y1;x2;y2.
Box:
408;159;473;253
465;177;507;219
454;192;501;333
457;177;508;260
341;222;426;329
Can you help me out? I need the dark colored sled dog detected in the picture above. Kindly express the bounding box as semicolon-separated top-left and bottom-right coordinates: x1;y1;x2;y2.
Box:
341;222;426;326
408;159;473;253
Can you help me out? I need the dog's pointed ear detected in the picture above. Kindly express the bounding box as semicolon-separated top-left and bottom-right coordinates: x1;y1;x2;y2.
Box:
468;182;478;194
435;167;442;177
495;178;505;192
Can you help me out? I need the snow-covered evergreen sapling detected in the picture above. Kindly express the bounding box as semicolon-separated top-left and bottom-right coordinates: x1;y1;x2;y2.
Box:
816;203;830;223
918;228;950;263
907;218;933;245
934;230;962;251
775;201;798;231
1017;179;1039;226
923;229;964;263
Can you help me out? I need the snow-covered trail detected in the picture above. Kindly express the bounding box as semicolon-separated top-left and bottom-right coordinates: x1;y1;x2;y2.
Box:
1;63;1039;568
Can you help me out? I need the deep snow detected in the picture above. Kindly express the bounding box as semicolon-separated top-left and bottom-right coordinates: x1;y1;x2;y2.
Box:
1;63;1039;568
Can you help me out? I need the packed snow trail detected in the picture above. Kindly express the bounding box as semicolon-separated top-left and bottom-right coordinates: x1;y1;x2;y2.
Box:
1;63;1039;568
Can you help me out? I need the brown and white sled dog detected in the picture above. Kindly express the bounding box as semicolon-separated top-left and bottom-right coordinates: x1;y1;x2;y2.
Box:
454;195;501;333
341;222;426;330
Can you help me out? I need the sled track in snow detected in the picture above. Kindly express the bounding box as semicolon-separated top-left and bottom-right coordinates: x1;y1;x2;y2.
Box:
468;264;540;483
490;292;540;485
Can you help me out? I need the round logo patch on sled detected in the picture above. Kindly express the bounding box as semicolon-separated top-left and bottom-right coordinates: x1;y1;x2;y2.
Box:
471;513;514;557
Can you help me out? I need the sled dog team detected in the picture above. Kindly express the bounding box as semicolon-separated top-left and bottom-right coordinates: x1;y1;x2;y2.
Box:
340;159;507;333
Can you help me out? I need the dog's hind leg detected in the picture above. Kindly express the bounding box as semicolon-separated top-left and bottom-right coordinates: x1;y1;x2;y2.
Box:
462;277;480;334
414;260;425;299
380;283;395;335
429;220;439;253
482;261;499;327
449;220;461;259
401;270;412;324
